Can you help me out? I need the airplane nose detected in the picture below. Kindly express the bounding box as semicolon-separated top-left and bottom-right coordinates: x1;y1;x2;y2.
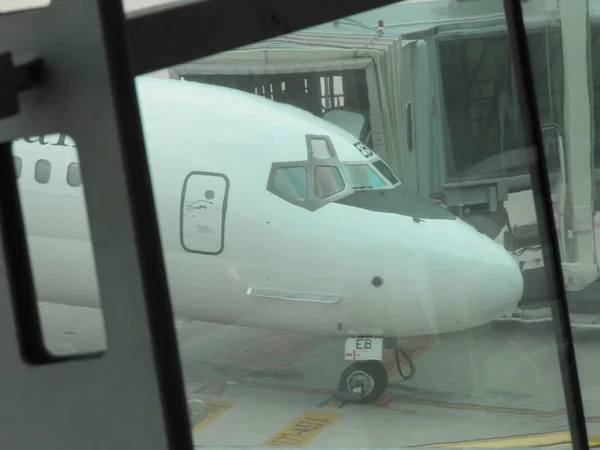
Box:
461;237;524;323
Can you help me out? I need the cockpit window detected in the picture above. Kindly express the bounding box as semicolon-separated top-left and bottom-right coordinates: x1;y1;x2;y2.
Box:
309;138;333;160
267;134;356;211
344;164;386;189
314;165;345;199
273;166;307;201
373;160;399;185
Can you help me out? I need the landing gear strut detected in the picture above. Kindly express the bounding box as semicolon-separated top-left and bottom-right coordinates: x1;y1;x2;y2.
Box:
336;336;415;404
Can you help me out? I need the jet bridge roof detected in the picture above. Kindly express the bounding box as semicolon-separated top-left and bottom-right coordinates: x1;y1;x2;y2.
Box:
171;0;565;77
171;31;405;76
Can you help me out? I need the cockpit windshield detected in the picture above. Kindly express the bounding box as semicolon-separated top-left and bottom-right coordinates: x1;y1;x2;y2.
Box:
343;161;399;190
372;160;399;185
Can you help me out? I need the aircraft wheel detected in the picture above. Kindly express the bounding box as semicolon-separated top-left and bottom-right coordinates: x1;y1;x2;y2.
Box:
338;360;388;404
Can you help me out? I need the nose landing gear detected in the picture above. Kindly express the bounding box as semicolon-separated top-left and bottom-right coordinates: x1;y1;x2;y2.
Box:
335;337;415;404
338;360;388;404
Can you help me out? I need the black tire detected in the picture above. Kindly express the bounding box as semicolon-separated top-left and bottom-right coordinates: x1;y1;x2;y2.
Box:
338;360;388;404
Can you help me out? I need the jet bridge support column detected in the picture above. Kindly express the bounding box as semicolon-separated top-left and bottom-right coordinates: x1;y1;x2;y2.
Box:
559;0;597;290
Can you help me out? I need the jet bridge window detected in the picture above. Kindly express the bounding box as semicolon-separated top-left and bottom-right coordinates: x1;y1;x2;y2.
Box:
35;159;51;184
314;166;345;199
273;167;308;201
67;163;82;187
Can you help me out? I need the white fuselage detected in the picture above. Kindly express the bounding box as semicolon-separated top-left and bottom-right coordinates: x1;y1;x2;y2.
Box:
12;77;524;338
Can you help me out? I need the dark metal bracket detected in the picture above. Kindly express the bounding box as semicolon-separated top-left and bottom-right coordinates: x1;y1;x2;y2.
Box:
0;52;45;119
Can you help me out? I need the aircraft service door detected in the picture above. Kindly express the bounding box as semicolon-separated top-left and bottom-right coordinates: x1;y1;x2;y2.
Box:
180;171;229;255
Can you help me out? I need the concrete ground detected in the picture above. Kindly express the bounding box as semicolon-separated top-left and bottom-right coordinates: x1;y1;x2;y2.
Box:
37;301;600;449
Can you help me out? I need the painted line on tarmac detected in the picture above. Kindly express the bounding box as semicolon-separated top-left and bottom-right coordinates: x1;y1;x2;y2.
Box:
422;430;600;449
421;430;572;448
262;411;341;447
391;395;569;419
320;397;347;408
191;398;236;433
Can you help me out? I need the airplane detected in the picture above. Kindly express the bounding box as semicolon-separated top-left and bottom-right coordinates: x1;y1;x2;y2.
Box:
10;76;524;403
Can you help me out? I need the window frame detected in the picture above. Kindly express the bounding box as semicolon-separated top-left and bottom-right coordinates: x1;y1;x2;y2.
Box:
266;134;354;211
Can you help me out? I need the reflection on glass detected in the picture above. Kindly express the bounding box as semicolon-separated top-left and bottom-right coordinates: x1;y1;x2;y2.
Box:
309;138;334;160
11;133;106;356
343;163;386;189
32;0;596;447
273;166;308;201
524;0;599;446
314;165;345;198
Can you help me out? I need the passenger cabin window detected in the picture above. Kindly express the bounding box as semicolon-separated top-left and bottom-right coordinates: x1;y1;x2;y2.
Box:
314;166;345;199
67;163;82;187
273;167;307;201
373;160;399;185
35;159;51;184
344;164;386;189
13;156;22;179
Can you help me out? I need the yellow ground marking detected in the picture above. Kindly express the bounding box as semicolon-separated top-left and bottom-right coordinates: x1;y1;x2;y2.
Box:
589;433;600;447
425;430;574;448
191;399;236;433
262;411;341;446
322;397;345;408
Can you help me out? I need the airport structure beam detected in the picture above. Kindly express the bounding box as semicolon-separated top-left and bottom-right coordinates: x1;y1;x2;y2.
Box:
125;0;402;76
559;0;597;281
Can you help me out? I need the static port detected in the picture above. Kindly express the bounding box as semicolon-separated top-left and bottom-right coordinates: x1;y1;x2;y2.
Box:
371;276;384;288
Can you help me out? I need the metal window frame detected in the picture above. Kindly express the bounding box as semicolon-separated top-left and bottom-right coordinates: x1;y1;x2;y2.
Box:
267;134;355;211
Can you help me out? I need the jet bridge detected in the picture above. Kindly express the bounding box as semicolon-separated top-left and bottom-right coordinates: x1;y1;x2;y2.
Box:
168;0;566;233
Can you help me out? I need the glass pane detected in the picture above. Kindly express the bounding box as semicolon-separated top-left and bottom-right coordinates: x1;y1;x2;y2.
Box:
373;160;399;185
343;164;386;189
309;138;333;160
11;134;106;356
153;1;577;446
314;165;345;198
521;0;597;445
273;166;308;201
35;0;587;447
